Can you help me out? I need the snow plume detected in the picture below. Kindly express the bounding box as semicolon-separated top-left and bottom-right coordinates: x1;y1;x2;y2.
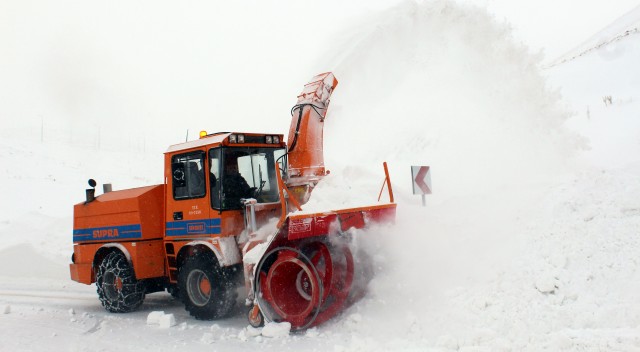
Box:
322;0;581;197
301;1;586;347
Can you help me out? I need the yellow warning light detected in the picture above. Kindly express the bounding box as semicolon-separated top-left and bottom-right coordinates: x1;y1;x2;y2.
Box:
199;131;208;139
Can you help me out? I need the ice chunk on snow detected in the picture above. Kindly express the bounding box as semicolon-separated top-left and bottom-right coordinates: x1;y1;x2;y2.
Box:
158;314;176;329
238;326;263;341
535;277;558;294
305;327;319;338
68;308;75;316
237;330;248;342
200;332;215;344
209;323;228;338
246;326;262;337
146;311;165;325
3;305;10;314
147;310;175;328
261;321;291;338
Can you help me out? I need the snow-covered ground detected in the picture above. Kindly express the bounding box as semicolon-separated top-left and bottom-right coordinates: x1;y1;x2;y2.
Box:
1;1;640;351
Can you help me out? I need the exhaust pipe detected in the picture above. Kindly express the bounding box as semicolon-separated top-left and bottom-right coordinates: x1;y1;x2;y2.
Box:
85;179;97;203
85;189;95;203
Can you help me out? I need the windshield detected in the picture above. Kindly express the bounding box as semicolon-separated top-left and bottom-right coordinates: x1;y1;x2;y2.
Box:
210;147;286;210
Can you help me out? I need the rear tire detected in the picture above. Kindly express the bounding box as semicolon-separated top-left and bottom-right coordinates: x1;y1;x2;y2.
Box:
96;251;145;313
167;284;180;299
178;252;236;320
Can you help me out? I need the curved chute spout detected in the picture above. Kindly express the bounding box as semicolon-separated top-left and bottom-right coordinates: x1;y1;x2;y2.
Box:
285;72;338;204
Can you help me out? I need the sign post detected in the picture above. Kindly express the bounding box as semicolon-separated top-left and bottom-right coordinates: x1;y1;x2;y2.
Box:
411;166;432;206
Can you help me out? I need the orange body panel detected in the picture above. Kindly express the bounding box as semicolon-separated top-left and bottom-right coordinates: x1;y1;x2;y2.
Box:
71;239;165;284
69;263;92;284
73;185;164;243
220;211;245;236
130;240;166;278
71;185;165;284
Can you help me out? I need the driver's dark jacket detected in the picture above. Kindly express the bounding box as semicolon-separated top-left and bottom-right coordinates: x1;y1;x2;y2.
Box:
222;173;251;208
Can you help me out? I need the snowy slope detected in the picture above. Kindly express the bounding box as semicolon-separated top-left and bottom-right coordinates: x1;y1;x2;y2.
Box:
549;4;640;67
545;6;640;170
1;1;640;351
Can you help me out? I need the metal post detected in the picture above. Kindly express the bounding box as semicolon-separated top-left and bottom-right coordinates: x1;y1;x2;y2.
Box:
421;194;426;207
243;199;258;233
249;202;257;232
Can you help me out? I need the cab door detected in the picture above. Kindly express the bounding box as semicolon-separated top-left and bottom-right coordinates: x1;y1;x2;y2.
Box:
165;150;216;240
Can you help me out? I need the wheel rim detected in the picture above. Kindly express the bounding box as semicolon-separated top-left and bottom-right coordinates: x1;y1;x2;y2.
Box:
295;270;313;301
103;271;121;301
186;269;211;307
248;305;263;328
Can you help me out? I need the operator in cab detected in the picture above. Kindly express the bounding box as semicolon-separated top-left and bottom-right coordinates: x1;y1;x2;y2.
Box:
222;157;253;209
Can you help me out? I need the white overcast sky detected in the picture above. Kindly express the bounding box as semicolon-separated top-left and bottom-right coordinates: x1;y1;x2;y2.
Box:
471;0;640;60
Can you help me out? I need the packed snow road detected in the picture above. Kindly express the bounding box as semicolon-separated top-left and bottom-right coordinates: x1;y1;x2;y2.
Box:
2;165;640;351
0;275;305;352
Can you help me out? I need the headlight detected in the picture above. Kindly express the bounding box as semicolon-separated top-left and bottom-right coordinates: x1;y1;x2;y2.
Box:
237;134;245;143
229;135;237;143
265;136;273;144
273;136;280;144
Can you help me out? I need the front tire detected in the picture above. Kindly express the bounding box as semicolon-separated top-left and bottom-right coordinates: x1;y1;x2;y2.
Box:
178;252;236;320
96;251;145;313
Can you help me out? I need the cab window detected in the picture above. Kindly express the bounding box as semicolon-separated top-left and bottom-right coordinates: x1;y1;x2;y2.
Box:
216;147;285;210
172;151;206;200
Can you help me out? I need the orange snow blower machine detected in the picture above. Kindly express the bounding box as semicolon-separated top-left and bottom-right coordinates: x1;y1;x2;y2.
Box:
70;73;396;330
